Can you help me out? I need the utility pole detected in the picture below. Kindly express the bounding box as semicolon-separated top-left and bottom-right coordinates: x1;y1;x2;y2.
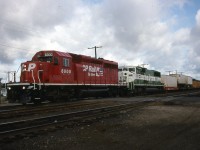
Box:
88;46;102;59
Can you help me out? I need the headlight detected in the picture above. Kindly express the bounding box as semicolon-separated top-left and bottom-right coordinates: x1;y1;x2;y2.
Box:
22;86;26;90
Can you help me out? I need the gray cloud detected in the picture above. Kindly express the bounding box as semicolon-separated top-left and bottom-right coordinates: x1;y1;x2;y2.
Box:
186;10;200;78
0;50;12;64
0;0;80;65
97;0;161;51
0;0;200;80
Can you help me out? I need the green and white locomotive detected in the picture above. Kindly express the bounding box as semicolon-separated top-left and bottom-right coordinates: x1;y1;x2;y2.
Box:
118;66;164;95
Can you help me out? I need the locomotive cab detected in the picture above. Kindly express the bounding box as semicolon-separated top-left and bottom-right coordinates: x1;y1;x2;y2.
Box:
118;66;138;85
20;51;73;84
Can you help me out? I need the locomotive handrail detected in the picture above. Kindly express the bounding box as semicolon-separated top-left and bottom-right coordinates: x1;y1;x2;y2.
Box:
31;70;36;90
38;70;43;90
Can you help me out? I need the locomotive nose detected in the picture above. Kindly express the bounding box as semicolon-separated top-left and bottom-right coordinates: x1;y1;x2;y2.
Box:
20;62;38;83
22;63;36;72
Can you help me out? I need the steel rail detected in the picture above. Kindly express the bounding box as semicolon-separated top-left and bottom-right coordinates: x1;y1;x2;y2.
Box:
0;102;151;140
0;101;116;119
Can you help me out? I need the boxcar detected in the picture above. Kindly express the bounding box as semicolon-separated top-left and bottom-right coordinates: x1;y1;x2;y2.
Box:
192;79;200;89
161;75;178;91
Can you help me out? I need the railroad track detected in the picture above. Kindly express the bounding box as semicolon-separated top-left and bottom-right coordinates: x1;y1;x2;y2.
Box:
1;90;199;119
1;91;199;142
145;90;200;98
0;101;153;142
0;100;119;120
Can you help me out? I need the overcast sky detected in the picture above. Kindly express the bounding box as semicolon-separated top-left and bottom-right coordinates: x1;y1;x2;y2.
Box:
0;0;200;82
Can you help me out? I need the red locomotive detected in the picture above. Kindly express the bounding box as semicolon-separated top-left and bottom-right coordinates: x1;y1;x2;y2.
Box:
7;50;119;104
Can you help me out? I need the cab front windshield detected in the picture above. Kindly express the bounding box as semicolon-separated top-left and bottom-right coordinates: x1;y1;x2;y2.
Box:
38;56;53;62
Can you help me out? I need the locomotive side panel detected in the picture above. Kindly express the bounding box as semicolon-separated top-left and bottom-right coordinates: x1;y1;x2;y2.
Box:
71;54;118;85
103;63;118;85
80;63;104;84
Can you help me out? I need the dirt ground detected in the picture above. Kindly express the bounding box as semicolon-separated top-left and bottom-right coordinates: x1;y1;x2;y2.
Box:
1;96;200;150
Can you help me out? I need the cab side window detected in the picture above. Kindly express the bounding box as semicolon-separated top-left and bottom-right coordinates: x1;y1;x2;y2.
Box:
63;58;69;67
54;57;59;65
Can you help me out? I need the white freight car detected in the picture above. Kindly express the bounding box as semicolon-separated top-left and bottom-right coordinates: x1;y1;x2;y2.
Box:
161;75;178;90
170;74;192;89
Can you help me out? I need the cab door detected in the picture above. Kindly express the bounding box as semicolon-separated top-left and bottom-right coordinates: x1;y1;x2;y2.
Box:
61;57;73;83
